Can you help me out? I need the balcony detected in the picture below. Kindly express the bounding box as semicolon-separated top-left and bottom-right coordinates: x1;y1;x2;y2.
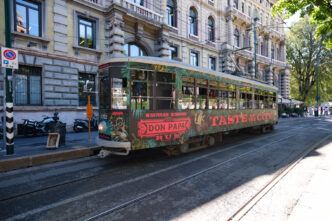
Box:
271;29;286;40
226;6;251;24
82;0;104;7
119;0;163;23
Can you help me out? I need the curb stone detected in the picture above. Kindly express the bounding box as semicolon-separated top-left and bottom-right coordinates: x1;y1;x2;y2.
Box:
0;146;101;172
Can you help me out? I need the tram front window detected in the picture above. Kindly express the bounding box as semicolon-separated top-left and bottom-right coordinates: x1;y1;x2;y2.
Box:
111;78;127;110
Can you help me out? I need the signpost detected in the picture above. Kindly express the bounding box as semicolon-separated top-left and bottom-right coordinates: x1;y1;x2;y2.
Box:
3;0;15;155
1;47;18;69
86;95;93;140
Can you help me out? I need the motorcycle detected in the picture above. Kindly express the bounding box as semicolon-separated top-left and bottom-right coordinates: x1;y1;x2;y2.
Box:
73;116;98;132
22;112;62;137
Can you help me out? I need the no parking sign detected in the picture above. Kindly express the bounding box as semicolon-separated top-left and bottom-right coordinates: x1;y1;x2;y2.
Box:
1;47;18;69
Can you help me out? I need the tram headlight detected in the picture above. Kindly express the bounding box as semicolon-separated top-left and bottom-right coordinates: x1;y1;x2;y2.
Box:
119;132;127;140
98;121;107;133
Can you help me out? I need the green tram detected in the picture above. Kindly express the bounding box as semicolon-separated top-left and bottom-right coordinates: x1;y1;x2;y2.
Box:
96;57;278;156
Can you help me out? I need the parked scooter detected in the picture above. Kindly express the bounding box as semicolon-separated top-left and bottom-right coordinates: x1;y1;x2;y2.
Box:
22;112;62;137
73;116;98;132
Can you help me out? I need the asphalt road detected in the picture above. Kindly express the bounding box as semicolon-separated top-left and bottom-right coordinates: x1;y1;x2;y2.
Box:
0;117;331;221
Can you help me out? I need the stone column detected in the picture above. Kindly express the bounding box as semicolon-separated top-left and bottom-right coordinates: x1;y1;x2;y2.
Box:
220;44;235;73
280;69;290;98
265;65;273;85
182;42;188;63
157;27;170;58
281;42;286;62
53;0;68;55
162;0;167;24
108;11;125;58
226;15;234;46
267;35;271;58
248;60;255;77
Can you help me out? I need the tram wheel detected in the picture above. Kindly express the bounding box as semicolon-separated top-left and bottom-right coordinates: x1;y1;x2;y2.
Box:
163;145;181;156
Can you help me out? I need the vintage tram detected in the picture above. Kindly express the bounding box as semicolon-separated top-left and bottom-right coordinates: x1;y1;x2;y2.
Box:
96;57;278;156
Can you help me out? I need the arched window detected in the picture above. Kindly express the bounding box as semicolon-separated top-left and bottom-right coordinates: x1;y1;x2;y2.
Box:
167;0;176;27
189;7;198;36
234;28;239;47
124;43;147;56
233;0;238;9
208;17;215;42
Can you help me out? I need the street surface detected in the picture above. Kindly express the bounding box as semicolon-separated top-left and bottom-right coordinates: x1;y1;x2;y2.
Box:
0;117;331;221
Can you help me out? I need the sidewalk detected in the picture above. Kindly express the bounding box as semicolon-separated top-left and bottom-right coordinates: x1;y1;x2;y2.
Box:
0;131;100;172
288;141;332;221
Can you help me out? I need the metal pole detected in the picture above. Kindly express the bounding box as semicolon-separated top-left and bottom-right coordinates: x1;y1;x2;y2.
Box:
254;17;259;79
4;0;14;155
315;56;319;113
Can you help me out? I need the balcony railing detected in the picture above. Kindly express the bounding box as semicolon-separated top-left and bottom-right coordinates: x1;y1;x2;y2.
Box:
84;0;104;6
120;0;163;23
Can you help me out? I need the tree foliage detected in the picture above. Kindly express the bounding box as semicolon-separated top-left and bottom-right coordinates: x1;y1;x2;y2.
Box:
287;17;332;105
272;0;332;49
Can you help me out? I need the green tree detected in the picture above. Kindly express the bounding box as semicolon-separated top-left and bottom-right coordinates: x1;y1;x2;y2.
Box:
287;17;332;105
272;0;332;49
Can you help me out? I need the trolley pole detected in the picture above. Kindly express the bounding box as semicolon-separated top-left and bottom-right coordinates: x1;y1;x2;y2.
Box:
4;0;14;155
253;17;259;79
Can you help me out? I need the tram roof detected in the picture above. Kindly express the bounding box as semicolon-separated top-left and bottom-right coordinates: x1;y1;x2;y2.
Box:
100;56;278;91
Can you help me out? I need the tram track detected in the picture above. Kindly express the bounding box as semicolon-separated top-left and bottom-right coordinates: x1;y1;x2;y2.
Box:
2;124;311;221
0;126;300;205
83;129;306;221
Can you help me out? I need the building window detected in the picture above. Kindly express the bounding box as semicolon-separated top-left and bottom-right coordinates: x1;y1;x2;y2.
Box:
248;6;251;16
14;0;41;37
189;7;198;36
234;28;240;47
271;44;275;59
15;66;42;105
167;0;176;27
241;2;245;13
233;0;238;9
190;51;199;66
209;57;216;71
169;45;178;60
79;73;96;106
208;17;215;42
130;0;144;6
124;43;147;56
78;17;96;49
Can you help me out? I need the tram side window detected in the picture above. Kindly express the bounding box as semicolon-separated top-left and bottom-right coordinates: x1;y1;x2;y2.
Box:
254;94;259;109
260;95;265;109
273;93;277;109
156;72;176;110
111;78;127;110
196;78;208;109
228;91;236;109
220;91;228;109
209;89;219;109
131;70;153;110
99;76;110;109
182;75;195;109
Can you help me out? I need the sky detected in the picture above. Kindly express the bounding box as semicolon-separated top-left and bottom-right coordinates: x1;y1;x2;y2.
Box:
284;11;301;27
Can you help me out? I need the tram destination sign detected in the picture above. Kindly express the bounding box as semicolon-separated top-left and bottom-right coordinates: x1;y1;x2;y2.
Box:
1;47;18;69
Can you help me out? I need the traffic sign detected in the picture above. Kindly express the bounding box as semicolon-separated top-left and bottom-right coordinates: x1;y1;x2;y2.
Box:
1;47;18;69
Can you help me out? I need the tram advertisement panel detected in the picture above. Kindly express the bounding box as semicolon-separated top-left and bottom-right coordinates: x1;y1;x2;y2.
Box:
130;109;277;150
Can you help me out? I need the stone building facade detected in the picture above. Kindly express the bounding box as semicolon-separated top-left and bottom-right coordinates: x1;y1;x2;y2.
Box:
0;0;289;133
